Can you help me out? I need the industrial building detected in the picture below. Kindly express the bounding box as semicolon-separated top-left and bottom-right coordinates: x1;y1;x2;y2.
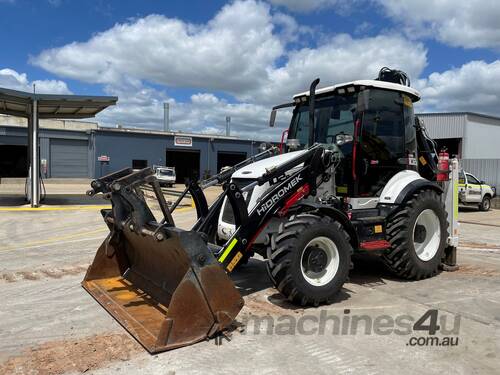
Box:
0;114;264;182
2;111;500;188
418;112;500;159
418;112;500;189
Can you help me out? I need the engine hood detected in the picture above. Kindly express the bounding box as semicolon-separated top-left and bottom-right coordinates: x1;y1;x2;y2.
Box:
232;150;307;179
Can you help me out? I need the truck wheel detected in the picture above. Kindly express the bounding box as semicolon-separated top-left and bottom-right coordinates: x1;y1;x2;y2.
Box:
383;189;448;280
479;196;491;211
266;213;352;306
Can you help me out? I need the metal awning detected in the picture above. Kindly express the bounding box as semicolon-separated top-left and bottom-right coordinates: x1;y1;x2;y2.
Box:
0;86;118;207
0;87;117;119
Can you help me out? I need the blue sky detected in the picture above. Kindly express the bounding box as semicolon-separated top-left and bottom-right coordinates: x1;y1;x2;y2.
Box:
1;0;500;140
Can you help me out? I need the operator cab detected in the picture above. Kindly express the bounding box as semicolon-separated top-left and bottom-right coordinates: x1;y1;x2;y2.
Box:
285;80;420;198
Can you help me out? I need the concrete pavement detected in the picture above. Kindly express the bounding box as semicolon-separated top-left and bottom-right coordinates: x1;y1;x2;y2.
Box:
0;207;499;374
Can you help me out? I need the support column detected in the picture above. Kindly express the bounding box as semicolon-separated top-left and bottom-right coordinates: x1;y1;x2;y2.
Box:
30;99;39;207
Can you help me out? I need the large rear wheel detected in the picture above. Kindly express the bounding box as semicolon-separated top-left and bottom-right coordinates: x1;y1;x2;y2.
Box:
383;189;448;279
266;213;352;306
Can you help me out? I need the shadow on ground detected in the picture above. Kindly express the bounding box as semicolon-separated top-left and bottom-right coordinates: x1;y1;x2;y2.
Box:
459;206;481;213
0;194;105;206
230;253;414;311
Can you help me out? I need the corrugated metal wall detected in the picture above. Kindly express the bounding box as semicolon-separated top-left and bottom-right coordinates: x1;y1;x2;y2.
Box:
461;159;500;189
417;113;466;139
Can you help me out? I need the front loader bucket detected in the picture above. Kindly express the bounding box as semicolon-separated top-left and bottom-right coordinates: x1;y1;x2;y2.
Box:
82;224;243;353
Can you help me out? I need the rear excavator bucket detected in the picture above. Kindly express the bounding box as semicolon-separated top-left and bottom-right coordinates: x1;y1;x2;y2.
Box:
82;168;243;353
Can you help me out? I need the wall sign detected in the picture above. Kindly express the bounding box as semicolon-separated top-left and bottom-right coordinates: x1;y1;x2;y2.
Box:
174;136;193;147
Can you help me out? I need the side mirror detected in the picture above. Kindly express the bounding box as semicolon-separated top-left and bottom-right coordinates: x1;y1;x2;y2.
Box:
480;180;486;184
269;109;277;127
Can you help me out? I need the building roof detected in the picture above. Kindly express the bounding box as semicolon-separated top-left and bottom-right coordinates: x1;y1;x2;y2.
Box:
293;79;421;102
94;126;256;141
417;112;500;124
0;86;117;119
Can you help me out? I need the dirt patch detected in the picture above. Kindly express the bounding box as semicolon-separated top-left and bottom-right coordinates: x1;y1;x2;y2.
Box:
459;220;500;228
18;271;41;281
242;288;304;317
453;264;500;277
0;273;16;282
460;241;500;250
0;333;141;375
0;264;89;283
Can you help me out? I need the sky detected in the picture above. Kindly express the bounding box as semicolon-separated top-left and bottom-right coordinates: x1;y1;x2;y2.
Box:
1;0;500;140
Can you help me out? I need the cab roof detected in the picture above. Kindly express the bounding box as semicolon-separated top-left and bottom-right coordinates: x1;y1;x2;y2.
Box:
293;79;421;102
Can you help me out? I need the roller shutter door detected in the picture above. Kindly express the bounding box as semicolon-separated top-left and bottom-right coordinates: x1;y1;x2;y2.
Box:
50;139;88;177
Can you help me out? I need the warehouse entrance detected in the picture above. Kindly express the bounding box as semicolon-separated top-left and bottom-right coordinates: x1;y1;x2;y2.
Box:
0;145;28;177
166;149;200;183
217;151;247;172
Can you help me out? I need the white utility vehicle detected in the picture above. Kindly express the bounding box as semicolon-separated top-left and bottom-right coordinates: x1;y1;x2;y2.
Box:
154;166;176;187
459;170;496;211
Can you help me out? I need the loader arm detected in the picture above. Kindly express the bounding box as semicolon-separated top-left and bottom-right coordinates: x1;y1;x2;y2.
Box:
214;144;333;271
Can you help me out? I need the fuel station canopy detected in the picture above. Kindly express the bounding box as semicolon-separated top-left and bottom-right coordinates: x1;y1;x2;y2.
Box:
0;86;117;207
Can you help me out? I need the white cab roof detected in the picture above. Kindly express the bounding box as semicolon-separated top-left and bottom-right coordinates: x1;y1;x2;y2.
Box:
293;79;421;102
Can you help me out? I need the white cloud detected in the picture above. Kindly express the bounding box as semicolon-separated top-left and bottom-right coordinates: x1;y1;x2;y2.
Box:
96;82;285;141
247;33;427;104
32;1;427;105
97;59;500;138
268;0;351;13
32;0;283;95
375;0;500;49
416;60;500;115
0;68;72;94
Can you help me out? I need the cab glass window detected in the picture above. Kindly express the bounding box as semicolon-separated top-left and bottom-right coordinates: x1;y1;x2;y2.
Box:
466;174;480;184
289;94;358;147
361;90;405;160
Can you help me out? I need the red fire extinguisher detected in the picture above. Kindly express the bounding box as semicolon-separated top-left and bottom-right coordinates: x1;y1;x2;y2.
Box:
437;149;449;181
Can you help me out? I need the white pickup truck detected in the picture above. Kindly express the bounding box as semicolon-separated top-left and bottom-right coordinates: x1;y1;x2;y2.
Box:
458;170;496;211
154;167;176;187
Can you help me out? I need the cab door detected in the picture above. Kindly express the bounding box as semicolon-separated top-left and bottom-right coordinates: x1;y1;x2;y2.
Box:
464;173;482;203
355;90;410;197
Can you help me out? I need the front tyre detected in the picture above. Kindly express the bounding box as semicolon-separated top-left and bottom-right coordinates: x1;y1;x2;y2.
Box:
383;189;448;280
479;196;491;211
266;213;352;306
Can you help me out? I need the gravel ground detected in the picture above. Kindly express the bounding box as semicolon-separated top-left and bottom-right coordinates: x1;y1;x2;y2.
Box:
0;206;499;375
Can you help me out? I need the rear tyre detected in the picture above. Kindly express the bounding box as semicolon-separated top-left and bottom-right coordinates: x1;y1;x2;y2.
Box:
479;196;491;211
266;213;352;306
383;189;448;280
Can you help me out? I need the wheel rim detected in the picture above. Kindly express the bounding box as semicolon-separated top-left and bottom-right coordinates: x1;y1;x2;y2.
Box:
300;236;340;286
413;209;441;261
484;198;490;210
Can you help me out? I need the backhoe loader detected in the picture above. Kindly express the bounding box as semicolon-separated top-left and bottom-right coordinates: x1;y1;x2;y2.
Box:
83;68;459;353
